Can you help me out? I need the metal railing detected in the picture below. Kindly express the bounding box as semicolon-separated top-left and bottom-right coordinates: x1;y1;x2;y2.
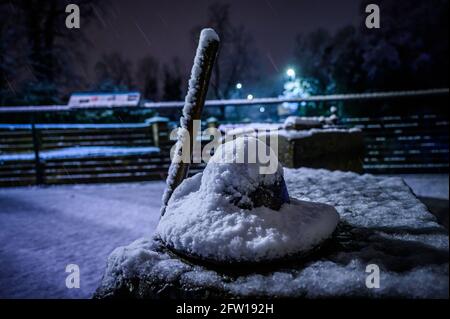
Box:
0;88;448;113
0;88;448;187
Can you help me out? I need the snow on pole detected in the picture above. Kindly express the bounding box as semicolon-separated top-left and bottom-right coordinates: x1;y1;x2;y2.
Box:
160;28;220;217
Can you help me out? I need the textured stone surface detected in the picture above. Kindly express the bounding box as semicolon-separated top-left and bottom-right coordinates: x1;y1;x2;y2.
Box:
276;129;364;173
95;168;448;299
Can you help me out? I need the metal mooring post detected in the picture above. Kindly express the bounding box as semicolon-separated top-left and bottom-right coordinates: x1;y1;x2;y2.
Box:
30;115;44;185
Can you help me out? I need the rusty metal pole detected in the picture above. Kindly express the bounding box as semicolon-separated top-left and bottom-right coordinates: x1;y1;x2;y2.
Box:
160;29;220;217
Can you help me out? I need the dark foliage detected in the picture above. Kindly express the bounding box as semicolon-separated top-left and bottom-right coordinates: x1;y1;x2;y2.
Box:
0;0;107;105
293;0;448;94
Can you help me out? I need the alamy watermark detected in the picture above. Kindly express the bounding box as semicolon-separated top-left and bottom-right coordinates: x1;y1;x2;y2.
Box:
65;4;379;30
365;264;380;289
65;264;80;289
168;120;280;174
365;4;380;29
65;4;80;29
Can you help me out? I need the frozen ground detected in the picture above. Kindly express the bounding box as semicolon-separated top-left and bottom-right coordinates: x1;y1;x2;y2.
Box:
0;182;165;298
383;174;449;229
0;146;160;162
389;174;449;200
0;172;448;298
98;169;449;298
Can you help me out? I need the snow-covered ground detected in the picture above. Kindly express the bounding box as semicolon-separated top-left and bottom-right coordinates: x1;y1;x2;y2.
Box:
98;169;449;298
0;123;151;130
387;174;449;200
0;146;160;162
0;182;164;298
0;173;448;298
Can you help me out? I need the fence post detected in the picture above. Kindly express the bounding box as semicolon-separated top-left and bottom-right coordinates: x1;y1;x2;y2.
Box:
30;115;44;185
330;105;339;125
147;116;170;148
206;117;219;129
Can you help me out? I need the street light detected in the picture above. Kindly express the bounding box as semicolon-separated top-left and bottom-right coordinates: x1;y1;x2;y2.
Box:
247;94;254;100
236;83;243;90
286;68;296;79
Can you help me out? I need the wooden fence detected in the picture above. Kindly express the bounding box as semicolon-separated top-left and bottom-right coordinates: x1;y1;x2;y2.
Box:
0;120;210;187
340;114;448;174
0;89;448;186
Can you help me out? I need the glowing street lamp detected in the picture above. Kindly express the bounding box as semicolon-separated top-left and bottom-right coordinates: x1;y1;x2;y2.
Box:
286;68;296;79
247;94;254;100
236;83;243;90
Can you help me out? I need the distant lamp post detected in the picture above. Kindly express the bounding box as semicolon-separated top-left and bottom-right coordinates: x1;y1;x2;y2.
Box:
286;68;296;79
236;83;243;90
247;94;254;100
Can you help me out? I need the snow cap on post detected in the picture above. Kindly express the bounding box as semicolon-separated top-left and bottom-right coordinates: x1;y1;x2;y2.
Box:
160;28;220;217
199;28;220;43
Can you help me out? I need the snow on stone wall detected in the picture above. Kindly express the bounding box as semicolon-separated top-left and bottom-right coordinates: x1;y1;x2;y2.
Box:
97;168;449;298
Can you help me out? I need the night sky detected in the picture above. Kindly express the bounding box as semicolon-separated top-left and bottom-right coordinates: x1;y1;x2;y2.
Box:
86;0;361;78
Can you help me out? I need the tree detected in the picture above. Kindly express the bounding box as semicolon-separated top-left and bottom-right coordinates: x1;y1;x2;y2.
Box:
293;29;334;94
359;0;448;91
136;55;159;101
0;0;108;105
0;3;21;105
94;52;134;92
329;26;366;93
292;0;448;94
162;58;183;101
193;2;257;100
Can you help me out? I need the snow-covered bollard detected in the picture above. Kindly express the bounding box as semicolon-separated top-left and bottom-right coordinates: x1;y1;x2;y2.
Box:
157;136;340;264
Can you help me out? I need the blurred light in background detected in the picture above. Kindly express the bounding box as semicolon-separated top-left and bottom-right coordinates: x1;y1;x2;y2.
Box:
286;68;296;79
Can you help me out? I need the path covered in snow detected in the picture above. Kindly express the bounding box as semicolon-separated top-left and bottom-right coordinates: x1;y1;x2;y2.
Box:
0;174;448;298
0;182;164;298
